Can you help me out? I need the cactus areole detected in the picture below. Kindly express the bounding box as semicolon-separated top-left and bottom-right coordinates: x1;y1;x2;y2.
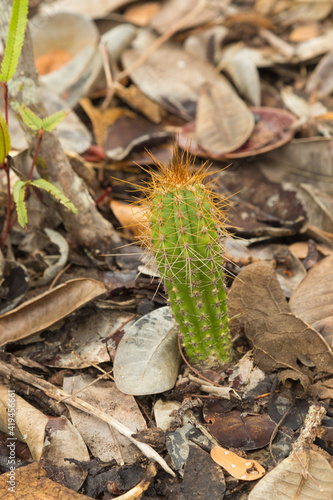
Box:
141;145;231;366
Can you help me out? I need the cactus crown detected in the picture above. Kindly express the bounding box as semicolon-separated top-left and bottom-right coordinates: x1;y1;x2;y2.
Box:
137;144;232;366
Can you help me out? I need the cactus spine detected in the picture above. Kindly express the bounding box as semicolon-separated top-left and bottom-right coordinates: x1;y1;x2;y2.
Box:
141;145;231;366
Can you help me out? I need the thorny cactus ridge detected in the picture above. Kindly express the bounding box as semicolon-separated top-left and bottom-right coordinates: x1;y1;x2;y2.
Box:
138;145;232;365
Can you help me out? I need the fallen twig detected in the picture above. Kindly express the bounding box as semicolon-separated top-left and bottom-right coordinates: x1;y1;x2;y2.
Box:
0;358;175;477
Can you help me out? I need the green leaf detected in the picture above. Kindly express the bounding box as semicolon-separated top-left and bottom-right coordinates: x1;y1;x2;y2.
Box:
42;110;68;132
0;111;11;164
31;178;78;214
13;179;29;227
0;0;29;82
17;104;43;131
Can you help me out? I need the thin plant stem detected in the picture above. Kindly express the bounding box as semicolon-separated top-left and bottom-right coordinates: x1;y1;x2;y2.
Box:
1;82;8;124
28;128;44;181
1;156;13;248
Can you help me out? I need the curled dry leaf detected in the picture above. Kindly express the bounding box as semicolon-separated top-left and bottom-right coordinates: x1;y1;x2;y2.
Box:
0;278;106;346
248;449;333;500
31;12;100;106
290;254;333;347
195;82;254;156
211;446;265;481
179;107;297;159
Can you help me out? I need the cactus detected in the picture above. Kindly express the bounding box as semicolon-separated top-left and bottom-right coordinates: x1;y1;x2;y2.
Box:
139;144;232;366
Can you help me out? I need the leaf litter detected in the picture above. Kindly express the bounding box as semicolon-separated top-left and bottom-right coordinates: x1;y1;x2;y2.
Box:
1;0;333;498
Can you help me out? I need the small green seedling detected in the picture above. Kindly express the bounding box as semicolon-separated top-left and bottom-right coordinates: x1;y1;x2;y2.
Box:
0;0;77;246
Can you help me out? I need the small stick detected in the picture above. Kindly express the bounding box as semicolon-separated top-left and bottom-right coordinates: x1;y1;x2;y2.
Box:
0;358;175;477
292;403;326;455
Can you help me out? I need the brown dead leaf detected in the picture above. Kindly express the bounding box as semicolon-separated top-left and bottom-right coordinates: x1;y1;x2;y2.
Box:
259;137;333;196
222;48;261;106
0;461;94;500
63;374;147;464
150;0;220;34
80;99;135;147
0;385;89;491
211;445;265;481
278;369;311;399
195;82;254;156
229;262;333;374
310;378;333;399
248;449;333;500
121;46;248;121
290;255;333;347
289;24;320;43
35;48;73;75
229;261;289;334
179;107;297;160
306;51;333;98
0;384;48;460
0;278;106;346
124;1;160;26
110;200;146;237
204;405;276;450
296;184;333;234
38;0;141;18
104;113;170;160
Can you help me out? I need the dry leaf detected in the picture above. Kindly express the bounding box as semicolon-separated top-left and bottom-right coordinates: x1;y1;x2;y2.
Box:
259;137;333;196
0;385;89;491
63;374;147;464
289;24;320;43
229;261;333;375
114;306;180;395
204;405;276;450
229;261;289;333
38;0;141;18
150;0;220;34
121;46;248;121
222;48;261;106
111;200;147;237
248;449;333;500
195;81;254;155
295;29;333;62
0;462;95;500
290;255;333;347
211;446;265;481
104;114;170;160
124;2;160;26
35;48;72;75
297;184;333;234
0;384;48;460
179;107;296;160
306;50;333;99
0;278;106;346
80;99;135;147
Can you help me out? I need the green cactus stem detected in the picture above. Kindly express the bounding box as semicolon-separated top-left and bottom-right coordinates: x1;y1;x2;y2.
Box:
140;145;232;366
